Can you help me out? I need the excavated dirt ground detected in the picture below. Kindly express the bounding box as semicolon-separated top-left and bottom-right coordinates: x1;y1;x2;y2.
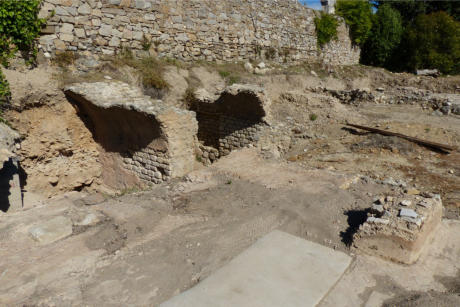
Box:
1;62;460;306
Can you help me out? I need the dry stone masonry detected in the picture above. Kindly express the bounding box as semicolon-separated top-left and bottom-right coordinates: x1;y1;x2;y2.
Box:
64;81;197;187
353;192;443;264
192;85;269;164
39;0;359;65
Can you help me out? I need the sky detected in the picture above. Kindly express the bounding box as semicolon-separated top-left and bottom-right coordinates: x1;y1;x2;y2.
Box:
299;0;323;11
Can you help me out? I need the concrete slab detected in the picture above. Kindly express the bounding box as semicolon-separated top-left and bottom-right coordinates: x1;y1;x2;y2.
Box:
160;230;352;307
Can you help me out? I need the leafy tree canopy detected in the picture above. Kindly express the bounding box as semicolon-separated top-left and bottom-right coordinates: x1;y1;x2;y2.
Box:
361;4;404;67
404;11;460;74
336;0;373;46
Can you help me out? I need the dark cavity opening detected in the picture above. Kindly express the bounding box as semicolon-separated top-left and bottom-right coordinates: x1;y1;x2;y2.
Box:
0;158;27;213
340;209;368;246
190;91;265;152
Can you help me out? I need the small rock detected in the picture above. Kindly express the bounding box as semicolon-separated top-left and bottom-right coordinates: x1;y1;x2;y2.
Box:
104;75;112;80
257;62;266;69
373;196;385;205
440;106;451;115
401;217;422;226
400;200;412;207
405;188;420;195
449;170;454;174
399;208;418;219
385;196;393;203
383;177;398;186
367;216;390;225
417;200;432;208
244;62;254;73
383;210;392;219
370;204;384;216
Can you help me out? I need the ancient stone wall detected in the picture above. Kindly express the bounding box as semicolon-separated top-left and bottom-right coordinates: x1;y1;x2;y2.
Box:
218;116;264;156
39;0;360;65
193;85;269;164
65;81;198;187
123;146;171;183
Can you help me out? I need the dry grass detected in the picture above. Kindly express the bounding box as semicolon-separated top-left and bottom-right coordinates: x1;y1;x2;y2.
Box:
54;49;169;94
110;49;169;90
52;51;78;67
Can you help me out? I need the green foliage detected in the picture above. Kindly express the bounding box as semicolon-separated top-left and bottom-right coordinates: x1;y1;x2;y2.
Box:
228;75;240;85
310;114;318;121
336;0;373;46
218;70;230;78
404;12;460;74
361;4;404;67
374;0;460;23
314;13;338;47
0;0;46;66
141;35;152;51
0;69;10;121
219;70;240;85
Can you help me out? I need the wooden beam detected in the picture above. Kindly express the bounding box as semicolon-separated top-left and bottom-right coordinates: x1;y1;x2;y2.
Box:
345;123;457;153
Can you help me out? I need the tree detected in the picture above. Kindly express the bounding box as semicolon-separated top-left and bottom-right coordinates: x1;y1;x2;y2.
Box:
424;2;460;21
335;0;373;46
361;4;403;67
373;0;425;25
374;0;460;23
404;12;460;74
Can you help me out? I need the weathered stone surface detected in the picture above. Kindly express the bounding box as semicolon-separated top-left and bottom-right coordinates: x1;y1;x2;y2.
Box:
39;0;359;65
28;216;73;245
73;193;106;206
0;123;20;165
64;81;197;185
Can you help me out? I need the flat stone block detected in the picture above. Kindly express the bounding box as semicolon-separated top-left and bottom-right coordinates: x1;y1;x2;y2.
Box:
161;230;351;307
28;216;73;245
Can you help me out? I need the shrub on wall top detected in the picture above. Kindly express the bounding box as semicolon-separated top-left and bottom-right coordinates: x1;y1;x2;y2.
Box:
336;0;373;47
314;13;338;47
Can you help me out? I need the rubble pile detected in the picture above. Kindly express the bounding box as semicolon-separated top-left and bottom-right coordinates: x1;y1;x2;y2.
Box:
354;191;443;264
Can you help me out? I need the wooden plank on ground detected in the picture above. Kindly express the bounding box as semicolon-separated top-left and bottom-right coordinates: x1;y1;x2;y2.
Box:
346;123;457;153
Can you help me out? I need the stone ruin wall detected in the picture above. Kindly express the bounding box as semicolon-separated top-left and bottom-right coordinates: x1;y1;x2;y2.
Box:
122;141;171;184
197;114;265;164
65;81;197;187
193;86;268;165
218;116;264;155
39;0;360;65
